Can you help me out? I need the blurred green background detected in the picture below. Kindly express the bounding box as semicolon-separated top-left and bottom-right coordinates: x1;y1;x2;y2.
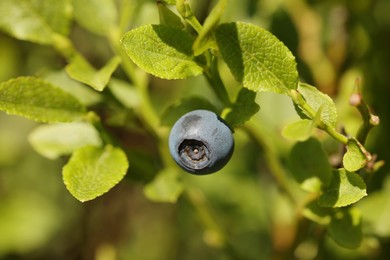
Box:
1;0;390;259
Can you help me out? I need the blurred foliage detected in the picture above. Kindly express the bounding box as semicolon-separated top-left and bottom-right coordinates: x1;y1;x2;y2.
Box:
1;0;390;259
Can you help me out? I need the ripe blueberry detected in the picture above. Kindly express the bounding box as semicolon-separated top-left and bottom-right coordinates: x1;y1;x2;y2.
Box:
168;110;234;174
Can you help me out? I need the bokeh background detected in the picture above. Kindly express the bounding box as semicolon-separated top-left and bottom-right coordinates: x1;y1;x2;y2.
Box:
1;0;390;259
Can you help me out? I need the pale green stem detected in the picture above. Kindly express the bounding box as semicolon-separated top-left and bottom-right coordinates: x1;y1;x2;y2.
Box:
118;0;136;35
185;15;203;34
108;5;174;168
242;121;297;204
108;26;160;137
86;111;117;146
176;0;203;33
52;34;78;60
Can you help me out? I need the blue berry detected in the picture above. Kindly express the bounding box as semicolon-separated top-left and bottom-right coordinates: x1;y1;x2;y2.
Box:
168;110;234;174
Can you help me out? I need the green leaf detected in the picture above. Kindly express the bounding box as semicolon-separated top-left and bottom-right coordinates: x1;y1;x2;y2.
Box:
289;138;332;192
296;83;338;127
215;22;298;94
72;0;117;36
357;176;390;237
66;55;121;92
0;77;86;123
224;88;260;127
161;0;176;4
144;169;184;203
282;119;314;141
160;96;217;126
303;200;332;225
63;145;129;202
192;0;227;56
343;138;370;172
0;0;72;44
157;1;184;29
28;122;102;159
121;24;204;79
108;78;140;109
44;70;102;106
318;168;367;207
328;208;362;249
283;103;324;141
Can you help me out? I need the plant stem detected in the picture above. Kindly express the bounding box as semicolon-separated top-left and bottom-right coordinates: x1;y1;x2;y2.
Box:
52;33;78;60
109;27;160;137
176;0;203;33
175;0;232;107
204;56;232;107
118;0;136;36
243;121;297;204
318;121;349;144
109;8;175;168
86;111;117;146
349;86;380;145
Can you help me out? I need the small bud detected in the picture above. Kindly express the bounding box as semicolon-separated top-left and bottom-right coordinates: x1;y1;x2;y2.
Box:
349;93;362;106
370;115;380;126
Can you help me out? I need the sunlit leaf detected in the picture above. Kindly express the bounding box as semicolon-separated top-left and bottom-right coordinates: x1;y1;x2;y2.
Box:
318;168;366;207
296;83;338;127
72;0;117;36
215;22;298;94
282;119;313;141
0;77;86;123
44;70;102;106
121;24;203;79
28;122;102;159
62;145;129;202
343;138;370;172
66;55;121;91
0;0;71;44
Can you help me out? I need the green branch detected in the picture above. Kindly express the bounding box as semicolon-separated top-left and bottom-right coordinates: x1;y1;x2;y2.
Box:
243;122;297;204
349;81;380;145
